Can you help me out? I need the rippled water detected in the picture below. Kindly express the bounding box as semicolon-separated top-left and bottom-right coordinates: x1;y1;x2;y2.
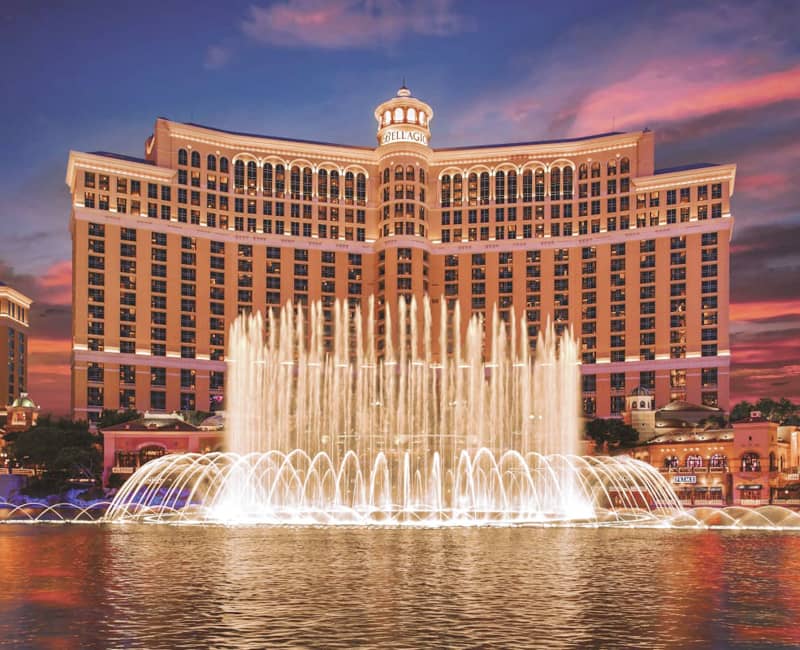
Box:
1;526;798;649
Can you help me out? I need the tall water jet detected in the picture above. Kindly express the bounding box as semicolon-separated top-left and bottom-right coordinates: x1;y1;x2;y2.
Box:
106;296;682;525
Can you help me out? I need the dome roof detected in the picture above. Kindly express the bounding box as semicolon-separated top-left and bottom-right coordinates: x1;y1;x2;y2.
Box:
659;400;721;413
629;386;651;397
11;394;37;409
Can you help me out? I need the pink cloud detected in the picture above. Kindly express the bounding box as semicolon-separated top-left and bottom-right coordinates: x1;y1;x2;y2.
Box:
450;3;800;146
242;0;471;49
36;260;72;306
731;300;800;323
27;337;71;416
570;64;800;135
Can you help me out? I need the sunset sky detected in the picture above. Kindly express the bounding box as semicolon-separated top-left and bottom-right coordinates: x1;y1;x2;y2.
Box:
1;0;798;415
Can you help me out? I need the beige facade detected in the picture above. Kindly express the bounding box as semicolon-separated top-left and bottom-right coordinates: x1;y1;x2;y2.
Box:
65;87;734;423
0;284;32;416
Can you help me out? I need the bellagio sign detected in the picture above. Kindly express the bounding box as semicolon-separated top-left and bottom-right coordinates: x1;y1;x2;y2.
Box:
380;128;429;146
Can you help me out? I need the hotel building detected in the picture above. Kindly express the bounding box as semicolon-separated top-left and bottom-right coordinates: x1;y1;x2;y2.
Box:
66;86;734;423
0;283;32;417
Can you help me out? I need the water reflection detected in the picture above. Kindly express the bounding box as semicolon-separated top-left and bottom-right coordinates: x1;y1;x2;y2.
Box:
0;526;798;648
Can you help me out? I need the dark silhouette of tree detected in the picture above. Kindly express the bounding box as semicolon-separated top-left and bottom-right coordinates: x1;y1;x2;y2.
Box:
585;419;639;452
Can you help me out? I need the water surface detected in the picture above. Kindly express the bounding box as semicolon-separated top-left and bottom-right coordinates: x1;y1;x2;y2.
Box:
0;525;798;648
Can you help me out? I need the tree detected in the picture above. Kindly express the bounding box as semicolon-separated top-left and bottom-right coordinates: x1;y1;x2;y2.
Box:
9;417;102;495
585;418;639;452
97;409;140;429
731;398;798;423
730;401;754;422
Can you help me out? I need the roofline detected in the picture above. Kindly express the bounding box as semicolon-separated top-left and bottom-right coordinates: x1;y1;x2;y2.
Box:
0;286;33;308
634;163;737;196
430;130;647;164
435;130;629;152
159;118;376;158
66;150;174;191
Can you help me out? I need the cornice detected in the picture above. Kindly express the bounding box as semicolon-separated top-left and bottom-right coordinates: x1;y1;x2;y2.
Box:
634;164;737;195
0;286;33;308
429;132;644;167
162;119;377;166
66;151;175;190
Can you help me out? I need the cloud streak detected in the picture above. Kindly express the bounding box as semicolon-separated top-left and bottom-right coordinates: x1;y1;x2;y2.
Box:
241;0;472;49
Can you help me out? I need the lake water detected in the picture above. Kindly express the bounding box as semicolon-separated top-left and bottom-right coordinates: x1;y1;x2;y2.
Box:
0;525;798;648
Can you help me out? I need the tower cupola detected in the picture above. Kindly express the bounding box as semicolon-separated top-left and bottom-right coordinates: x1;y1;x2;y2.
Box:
373;84;433;149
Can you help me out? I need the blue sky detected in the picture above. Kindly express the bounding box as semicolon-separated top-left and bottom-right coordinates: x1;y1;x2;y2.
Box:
0;0;798;412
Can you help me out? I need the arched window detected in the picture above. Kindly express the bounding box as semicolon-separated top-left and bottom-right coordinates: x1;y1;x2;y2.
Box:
303;168;312;200
207;154;216;171
290;166;301;199
344;171;355;203
495;171;505;204
275;164;285;197
383;110;391;126
441;175;451;207
479;172;490;204
234;160;245;191
383;168;390;184
452;174;463;205
318;169;328;201
394;107;404;122
419;168;425;183
220;157;229;173
591;162;601;178
534;169;545;201
191;151;200;168
620;157;630;174
562;167;573;200
247;161;257;193
395;165;404;181
507;170;517;203
263;163;273;197
639;400;645;409
406;165;415;182
407;107;416;122
356;173;366;204
769;451;777;472
468;173;478;205
522;170;533;202
710;453;727;469
607;160;617;176
664;456;679;469
178;149;188;165
330;170;339;200
419;111;427;125
686;454;704;469
578;163;588;180
741;452;760;472
550;167;561;200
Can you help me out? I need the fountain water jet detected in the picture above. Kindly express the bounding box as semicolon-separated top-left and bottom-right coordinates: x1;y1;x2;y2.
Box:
106;296;682;525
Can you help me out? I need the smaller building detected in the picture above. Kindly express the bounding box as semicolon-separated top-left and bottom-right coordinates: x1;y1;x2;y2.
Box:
4;393;39;433
623;387;725;441
100;412;222;486
0;283;32;416
628;414;798;507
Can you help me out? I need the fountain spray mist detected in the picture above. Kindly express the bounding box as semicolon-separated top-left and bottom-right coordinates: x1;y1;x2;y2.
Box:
106;296;681;524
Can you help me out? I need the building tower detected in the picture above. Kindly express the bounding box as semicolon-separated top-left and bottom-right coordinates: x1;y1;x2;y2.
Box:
0;283;32;418
623;386;656;439
373;85;435;355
